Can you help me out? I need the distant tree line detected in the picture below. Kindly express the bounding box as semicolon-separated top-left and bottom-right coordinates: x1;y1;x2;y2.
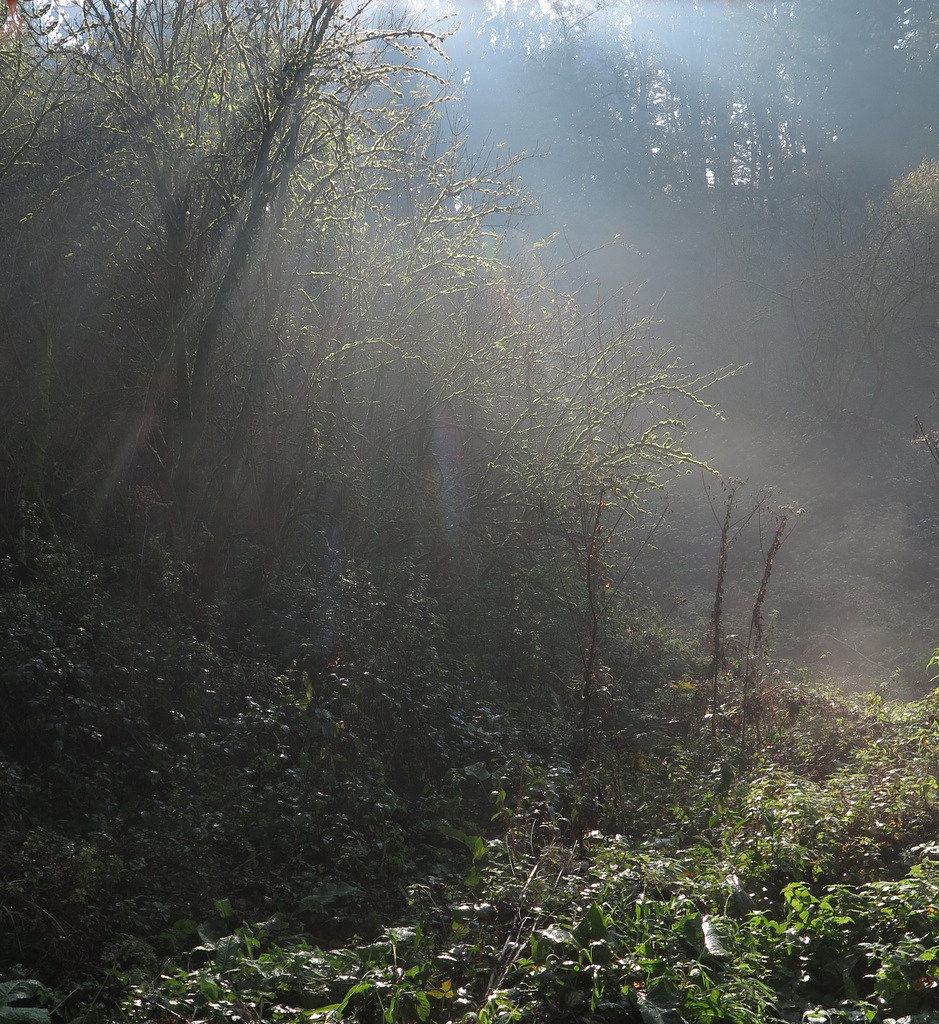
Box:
464;0;939;204
451;0;939;432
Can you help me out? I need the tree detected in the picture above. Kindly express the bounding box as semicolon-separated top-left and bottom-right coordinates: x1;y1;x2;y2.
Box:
0;0;467;599
790;161;939;430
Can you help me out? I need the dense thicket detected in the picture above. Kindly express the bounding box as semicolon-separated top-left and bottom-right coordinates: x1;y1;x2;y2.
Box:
0;0;711;658
0;0;715;1010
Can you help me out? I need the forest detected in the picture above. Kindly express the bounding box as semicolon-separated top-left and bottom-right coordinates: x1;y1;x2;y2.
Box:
4;0;939;1021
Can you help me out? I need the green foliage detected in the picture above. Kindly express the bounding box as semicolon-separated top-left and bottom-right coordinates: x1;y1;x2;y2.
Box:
7;529;939;1024
63;680;937;1022
0;980;51;1024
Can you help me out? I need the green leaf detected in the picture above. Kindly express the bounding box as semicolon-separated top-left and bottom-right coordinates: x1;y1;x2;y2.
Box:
388;926;418;946
0;981;49;1023
463;761;490;782
214;898;234;920
164;917;199;946
534;924;574;948
464;865;483;887
197;977;221;1001
313;979;373;1016
636;993;684;1024
197;919;225;946
0;1009;52;1023
701;915;728;957
437;824;486;861
586;938;613;965
215;933;242;970
573;903;609;947
300;880;360;910
0;982;44;1008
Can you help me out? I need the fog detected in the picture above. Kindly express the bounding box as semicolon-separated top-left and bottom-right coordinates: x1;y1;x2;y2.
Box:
3;0;939;696
437;0;939;691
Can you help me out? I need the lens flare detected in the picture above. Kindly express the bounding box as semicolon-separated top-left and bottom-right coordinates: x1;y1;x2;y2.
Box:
431;408;469;546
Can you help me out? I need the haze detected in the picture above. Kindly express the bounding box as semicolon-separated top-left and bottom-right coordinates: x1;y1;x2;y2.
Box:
2;0;938;693
441;0;939;691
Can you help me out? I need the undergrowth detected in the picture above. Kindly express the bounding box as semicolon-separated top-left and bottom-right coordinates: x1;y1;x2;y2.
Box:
98;678;939;1024
4;536;939;1023
102;681;939;1024
7;654;939;1023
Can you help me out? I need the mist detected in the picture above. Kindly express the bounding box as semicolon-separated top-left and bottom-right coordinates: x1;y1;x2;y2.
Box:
428;0;939;691
3;0;939;693
8;2;939;1012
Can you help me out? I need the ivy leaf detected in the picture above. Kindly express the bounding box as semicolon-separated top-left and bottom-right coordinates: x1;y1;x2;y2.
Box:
0;1009;52;1023
463;761;490;782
